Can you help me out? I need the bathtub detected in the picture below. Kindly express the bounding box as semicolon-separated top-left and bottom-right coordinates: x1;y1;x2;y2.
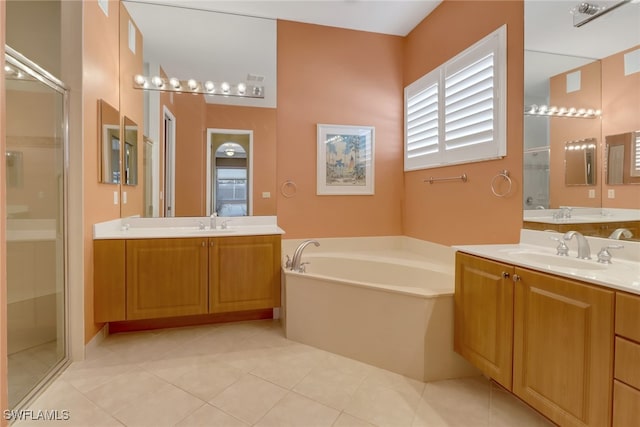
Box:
282;237;478;382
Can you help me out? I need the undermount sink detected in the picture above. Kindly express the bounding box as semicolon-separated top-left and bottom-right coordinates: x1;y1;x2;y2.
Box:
508;251;607;271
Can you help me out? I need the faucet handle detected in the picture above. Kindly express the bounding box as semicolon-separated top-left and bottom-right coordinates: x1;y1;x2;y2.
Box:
597;244;624;264
284;255;292;269
550;237;569;256
298;262;310;273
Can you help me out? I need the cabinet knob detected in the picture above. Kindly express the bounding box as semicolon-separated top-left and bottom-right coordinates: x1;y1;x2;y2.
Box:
512;274;521;282
502;272;510;278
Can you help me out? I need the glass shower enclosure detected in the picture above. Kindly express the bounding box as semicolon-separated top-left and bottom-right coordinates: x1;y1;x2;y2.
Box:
4;46;68;409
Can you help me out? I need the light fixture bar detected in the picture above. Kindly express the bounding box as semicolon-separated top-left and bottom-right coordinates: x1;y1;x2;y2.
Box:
133;75;264;99
524;104;601;119
571;0;632;28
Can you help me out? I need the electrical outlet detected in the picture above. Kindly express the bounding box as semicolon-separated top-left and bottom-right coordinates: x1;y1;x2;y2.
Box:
262;192;271;199
608;189;615;199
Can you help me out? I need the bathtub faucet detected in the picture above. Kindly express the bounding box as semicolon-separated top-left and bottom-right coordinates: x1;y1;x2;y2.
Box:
290;240;320;271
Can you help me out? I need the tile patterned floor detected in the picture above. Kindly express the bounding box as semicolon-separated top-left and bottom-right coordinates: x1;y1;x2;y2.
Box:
13;320;553;427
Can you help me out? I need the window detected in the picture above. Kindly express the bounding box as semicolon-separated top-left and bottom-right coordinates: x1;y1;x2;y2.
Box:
216;168;247;216
404;25;507;171
632;131;640;177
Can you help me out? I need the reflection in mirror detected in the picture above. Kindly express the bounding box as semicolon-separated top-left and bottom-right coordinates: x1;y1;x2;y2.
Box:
606;131;640;185
565;138;597;186
123;116;138;186
207;129;252;217
98;99;120;184
121;1;277;217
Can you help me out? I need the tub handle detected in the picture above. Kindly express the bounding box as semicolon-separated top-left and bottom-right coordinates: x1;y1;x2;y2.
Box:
298;262;310;273
284;255;292;270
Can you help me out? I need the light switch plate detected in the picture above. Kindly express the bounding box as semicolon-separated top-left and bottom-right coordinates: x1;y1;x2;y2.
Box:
113;191;118;205
608;189;615;199
122;191;127;204
588;189;596;198
262;192;271;199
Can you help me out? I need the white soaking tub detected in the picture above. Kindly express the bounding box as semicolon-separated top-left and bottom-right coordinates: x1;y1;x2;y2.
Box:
282;237;478;382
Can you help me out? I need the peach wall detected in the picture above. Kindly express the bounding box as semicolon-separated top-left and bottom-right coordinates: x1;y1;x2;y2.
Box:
173;93;206;216
1;0;8;419
83;0;121;343
276;20;404;238
206;104;278;216
402;0;524;246
601;45;640;208
119;3;144;218
549;61;602;208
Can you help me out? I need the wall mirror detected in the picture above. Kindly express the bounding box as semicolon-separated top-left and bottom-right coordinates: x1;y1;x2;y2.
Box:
524;1;639;210
606;131;640;185
120;0;277;217
565;138;597;186
98;99;120;184
123;116;138;186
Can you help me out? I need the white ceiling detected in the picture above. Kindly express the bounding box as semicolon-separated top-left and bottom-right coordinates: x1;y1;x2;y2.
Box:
524;0;640;102
123;0;640;107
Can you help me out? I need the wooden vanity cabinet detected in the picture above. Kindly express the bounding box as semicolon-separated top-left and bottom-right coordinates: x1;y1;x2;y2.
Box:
454;252;514;389
126;238;209;320
455;253;615;427
612;292;640;426
94;234;282;322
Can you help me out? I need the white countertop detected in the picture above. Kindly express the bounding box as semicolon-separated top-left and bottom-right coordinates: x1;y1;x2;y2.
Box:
93;216;285;240
524;207;640;225
455;229;640;295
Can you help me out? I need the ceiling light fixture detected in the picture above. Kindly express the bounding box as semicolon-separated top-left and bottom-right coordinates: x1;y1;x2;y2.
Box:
524;104;601;118
133;75;264;99
570;0;632;27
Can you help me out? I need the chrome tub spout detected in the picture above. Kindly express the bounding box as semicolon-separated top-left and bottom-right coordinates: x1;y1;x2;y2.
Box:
290;240;320;271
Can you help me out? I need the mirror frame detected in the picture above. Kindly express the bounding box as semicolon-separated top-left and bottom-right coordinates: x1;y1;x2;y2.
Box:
123;116;138;186
98;99;121;185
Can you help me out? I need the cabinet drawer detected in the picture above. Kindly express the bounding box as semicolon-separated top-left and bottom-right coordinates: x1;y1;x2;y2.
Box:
613;380;640;427
615;337;640;389
616;293;640;342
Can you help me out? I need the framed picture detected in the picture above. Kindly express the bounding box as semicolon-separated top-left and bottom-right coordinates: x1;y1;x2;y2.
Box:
317;124;375;195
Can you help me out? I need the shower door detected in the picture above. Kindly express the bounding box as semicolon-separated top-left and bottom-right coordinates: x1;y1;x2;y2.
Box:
4;47;68;408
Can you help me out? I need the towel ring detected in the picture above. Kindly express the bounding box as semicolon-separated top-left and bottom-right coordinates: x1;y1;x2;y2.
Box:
491;170;512;198
281;180;297;198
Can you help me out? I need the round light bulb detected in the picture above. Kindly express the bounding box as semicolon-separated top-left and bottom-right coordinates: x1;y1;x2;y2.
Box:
558;107;567;114
237;83;247;95
134;74;146;86
204;81;215;92
527;104;538;114
151;76;164;88
568;107;577;115
548;106;558;114
577;108;586;116
169;77;181;89
221;82;230;93
538;105;548;114
187;79;198;90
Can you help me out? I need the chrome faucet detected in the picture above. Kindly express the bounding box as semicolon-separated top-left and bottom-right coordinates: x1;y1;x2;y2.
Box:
290;240;320;271
563;231;591;259
609;228;633;240
210;213;217;229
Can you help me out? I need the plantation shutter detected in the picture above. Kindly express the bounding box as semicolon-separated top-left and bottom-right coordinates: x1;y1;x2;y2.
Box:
404;69;440;171
404;25;506;171
632;132;640;177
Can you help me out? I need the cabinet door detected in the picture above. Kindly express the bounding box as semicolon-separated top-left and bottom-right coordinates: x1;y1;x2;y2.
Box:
209;235;281;313
513;267;614;427
454;252;514;389
94;239;126;322
126;238;208;320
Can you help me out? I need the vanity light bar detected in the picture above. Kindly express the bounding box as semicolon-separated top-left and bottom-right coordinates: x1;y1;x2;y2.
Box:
133;75;264;99
565;141;597;151
524;104;601;119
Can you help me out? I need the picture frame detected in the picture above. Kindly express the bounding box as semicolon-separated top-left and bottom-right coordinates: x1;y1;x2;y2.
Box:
317;124;375;195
